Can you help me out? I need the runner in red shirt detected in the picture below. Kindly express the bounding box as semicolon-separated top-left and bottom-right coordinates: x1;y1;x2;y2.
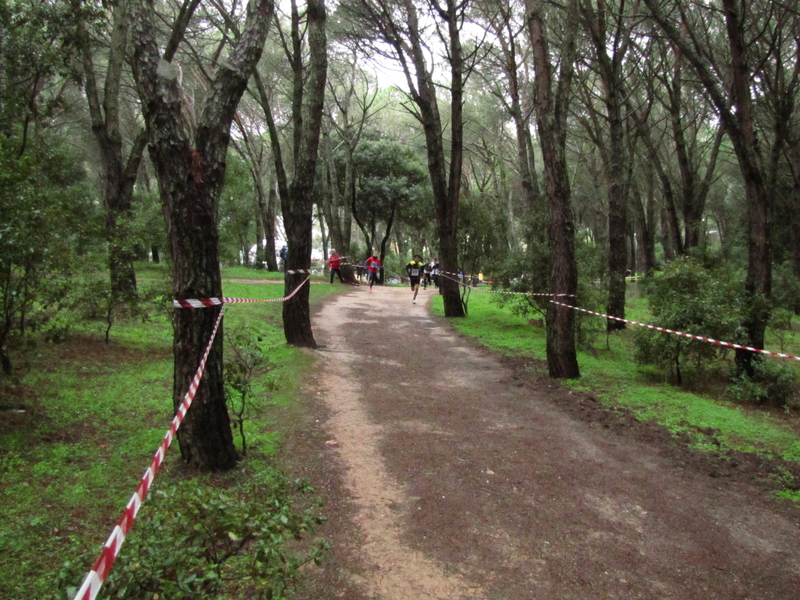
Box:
328;249;343;284
365;251;381;292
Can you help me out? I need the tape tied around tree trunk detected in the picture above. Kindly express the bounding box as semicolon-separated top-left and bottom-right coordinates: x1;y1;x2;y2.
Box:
172;277;310;307
73;307;225;600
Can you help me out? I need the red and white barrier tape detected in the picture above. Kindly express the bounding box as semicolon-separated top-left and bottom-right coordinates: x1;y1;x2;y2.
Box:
550;300;800;362
286;268;311;275
73;308;225;600
173;277;310;308
438;272;574;297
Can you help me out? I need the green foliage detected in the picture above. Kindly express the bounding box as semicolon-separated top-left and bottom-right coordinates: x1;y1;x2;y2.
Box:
486;221;551;322
487;238;605;349
219;152;258;267
726;358;799;408
349;139;431;248
767;307;794;352
132;190;167;262
633;257;744;384
225;325;277;455
1;275;338;598
59;472;326;600
771;261;800;312
0;0;84;132
573;243;608;349
457;190;506;277
0;134;97;370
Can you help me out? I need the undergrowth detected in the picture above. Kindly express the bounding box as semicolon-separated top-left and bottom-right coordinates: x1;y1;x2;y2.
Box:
0;266;340;599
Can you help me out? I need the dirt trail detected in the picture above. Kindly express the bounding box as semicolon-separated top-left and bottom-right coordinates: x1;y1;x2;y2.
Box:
285;284;800;600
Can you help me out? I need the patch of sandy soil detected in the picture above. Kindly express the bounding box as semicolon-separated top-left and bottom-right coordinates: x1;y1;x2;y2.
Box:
281;285;800;600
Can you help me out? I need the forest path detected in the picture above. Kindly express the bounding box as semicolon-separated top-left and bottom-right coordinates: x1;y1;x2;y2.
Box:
283;284;800;600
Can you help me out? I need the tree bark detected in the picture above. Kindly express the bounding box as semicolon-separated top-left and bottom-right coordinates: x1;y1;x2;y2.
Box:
406;0;465;317
526;0;580;379
791;144;800;314
632;165;656;276
131;0;274;470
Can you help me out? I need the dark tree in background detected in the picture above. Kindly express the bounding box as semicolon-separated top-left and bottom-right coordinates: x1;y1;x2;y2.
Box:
579;0;633;331
130;0;275;470
75;0;147;301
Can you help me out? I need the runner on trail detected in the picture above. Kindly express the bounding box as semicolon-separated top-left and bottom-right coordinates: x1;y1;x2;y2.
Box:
365;251;381;292
328;249;344;284
431;258;440;288
406;254;425;304
423;259;432;289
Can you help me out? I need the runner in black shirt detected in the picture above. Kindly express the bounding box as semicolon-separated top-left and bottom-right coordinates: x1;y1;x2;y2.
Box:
406;254;424;304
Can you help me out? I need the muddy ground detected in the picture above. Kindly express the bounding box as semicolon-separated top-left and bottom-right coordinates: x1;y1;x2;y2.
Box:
280;284;800;600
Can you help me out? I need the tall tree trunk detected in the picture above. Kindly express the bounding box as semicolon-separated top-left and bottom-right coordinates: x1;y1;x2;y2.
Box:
320;131;347;253
632;168;656;276
131;0;274;470
581;0;631;330
254;175;268;268
527;0;580;379
660;206;675;262
341;0;465;315
791;144;800;314
279;0;327;347
668;68;724;252
484;1;542;248
407;0;465;317
264;181;278;271
78;0;148;300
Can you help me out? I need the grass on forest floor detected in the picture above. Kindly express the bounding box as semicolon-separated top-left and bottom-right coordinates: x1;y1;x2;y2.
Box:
431;285;800;500
0;266;341;600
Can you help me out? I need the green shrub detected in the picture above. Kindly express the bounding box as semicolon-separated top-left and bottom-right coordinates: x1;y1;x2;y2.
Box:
59;470;326;600
726;358;799;408
573;242;607;349
488;238;606;348
633;257;744;385
768;307;794;352
772;261;800;312
225;325;277;456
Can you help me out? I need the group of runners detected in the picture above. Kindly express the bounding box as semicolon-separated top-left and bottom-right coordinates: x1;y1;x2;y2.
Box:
327;250;440;302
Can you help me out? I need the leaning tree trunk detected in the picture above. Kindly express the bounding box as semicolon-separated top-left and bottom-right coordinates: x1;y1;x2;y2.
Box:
131;0;274;470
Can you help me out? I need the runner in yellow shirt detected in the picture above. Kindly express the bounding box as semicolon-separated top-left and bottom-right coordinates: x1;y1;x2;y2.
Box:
405;254;424;304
